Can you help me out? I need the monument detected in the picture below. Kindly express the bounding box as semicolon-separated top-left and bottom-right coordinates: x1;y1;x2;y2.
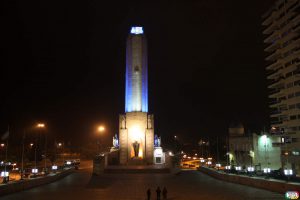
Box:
119;27;154;165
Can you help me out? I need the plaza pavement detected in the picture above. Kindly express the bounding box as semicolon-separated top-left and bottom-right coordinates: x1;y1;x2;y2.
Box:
1;161;284;200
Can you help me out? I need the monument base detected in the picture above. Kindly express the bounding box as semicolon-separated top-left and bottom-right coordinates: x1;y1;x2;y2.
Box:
128;157;145;165
103;165;171;174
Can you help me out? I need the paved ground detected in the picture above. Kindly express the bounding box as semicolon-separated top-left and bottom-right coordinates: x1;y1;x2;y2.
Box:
1;161;284;200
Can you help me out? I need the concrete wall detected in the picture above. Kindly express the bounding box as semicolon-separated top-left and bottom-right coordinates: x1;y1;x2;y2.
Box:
0;169;74;197
199;167;300;194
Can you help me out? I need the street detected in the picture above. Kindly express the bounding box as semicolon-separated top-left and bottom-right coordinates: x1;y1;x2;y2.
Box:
1;161;284;200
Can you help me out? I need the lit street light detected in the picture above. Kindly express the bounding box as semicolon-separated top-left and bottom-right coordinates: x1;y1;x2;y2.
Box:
37;123;45;128
97;125;105;153
34;123;46;175
98;126;105;132
37;123;47;174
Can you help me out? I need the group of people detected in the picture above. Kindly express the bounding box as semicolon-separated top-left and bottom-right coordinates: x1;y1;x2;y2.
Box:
147;187;167;200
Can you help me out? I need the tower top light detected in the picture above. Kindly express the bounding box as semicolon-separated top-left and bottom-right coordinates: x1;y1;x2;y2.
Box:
130;27;144;34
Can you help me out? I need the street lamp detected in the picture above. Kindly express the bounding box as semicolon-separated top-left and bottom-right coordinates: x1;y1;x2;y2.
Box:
37;123;45;128
34;123;46;175
98;126;105;132
97;126;105;153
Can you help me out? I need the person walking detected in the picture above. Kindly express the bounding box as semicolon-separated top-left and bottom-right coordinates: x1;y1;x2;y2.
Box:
156;187;161;200
147;188;151;200
162;187;167;199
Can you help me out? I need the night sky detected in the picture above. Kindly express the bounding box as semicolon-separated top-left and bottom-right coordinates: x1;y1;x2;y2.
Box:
2;1;274;146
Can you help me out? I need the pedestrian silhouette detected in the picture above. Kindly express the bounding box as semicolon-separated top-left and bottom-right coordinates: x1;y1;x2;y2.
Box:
147;188;151;200
162;187;167;199
156;187;161;200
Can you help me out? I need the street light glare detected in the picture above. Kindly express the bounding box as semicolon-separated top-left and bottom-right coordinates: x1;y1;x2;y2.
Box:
37;123;45;128
98;126;105;132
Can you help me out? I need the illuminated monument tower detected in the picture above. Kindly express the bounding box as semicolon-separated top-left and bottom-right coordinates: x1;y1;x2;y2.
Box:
119;27;154;165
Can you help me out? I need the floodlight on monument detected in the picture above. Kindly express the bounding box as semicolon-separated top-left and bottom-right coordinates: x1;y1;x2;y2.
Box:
130;27;144;34
131;126;142;141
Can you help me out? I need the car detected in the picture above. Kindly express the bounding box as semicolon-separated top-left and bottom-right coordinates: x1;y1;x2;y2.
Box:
64;159;80;170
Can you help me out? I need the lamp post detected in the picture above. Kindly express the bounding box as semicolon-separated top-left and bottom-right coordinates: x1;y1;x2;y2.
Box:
21;130;25;180
57;142;64;163
34;123;45;175
97;126;105;153
37;123;46;174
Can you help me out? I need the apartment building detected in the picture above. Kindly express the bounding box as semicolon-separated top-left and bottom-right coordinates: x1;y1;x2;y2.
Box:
263;0;300;174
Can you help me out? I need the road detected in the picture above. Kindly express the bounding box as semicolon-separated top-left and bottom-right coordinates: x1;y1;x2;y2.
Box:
1;161;284;200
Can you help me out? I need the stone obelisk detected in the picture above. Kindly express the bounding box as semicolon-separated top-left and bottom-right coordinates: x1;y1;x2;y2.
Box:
119;27;154;165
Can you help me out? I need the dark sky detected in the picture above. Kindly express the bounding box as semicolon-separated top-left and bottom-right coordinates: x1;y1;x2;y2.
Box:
2;1;274;146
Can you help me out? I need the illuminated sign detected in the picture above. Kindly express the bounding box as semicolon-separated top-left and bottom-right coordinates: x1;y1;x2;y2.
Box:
130;27;144;34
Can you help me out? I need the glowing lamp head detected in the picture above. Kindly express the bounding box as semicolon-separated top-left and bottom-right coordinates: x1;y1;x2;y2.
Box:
98;126;105;132
37;123;45;128
130;27;144;34
261;135;268;144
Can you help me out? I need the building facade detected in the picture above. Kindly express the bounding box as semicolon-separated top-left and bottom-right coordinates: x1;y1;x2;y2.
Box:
263;0;300;174
119;27;154;165
229;130;281;170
